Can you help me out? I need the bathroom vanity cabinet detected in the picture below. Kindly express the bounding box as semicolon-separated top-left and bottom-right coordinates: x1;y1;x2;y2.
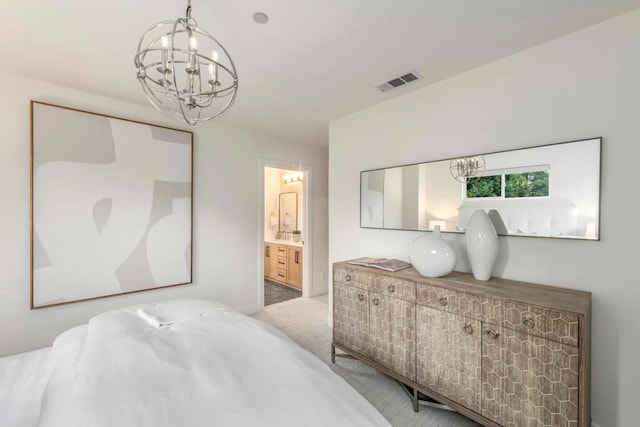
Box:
264;242;303;290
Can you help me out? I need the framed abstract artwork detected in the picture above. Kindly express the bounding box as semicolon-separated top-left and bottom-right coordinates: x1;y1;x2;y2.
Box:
30;101;193;308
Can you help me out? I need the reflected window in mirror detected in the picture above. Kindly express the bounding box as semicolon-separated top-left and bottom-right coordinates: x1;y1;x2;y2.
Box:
466;166;550;200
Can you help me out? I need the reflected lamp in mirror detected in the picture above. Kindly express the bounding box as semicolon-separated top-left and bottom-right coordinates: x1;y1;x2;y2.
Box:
428;220;447;231
360;137;601;240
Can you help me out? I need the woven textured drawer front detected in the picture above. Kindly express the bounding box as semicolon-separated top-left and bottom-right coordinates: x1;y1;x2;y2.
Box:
416;283;502;326
370;277;415;302
334;265;371;289
334;266;415;301
503;302;579;347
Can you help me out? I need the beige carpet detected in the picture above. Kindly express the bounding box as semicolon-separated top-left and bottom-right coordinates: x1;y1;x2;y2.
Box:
251;296;480;427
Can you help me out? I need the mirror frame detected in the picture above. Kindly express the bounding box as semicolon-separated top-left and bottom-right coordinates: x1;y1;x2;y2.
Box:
360;137;602;240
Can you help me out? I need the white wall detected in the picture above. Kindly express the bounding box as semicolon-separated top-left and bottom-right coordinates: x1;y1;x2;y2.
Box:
264;167;281;241
329;9;640;427
0;72;328;357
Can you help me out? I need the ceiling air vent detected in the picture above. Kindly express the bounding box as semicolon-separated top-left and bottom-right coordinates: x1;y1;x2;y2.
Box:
376;71;422;92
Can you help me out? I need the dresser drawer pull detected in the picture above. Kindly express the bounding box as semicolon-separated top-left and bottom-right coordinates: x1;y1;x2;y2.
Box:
357;294;365;301
388;285;395;293
345;274;352;282
278;272;285;278
372;298;380;306
485;330;500;340
522;317;536;329
438;297;448;306
278;260;286;265
462;325;473;335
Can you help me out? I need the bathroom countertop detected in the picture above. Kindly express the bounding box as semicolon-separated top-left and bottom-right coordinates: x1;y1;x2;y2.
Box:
265;239;304;248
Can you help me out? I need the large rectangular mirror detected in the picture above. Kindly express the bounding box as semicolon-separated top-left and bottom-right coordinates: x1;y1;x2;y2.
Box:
360;138;601;240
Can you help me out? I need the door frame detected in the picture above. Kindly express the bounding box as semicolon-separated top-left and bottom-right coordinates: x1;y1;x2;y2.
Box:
258;159;313;309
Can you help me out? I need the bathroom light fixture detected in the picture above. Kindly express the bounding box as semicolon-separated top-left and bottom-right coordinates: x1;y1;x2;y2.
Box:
283;173;303;184
135;0;238;125
450;156;485;183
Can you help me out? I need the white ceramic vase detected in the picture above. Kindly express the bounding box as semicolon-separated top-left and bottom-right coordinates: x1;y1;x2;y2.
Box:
408;225;456;278
465;209;498;281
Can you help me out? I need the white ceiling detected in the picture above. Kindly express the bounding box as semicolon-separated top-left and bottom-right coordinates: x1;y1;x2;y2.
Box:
3;0;640;146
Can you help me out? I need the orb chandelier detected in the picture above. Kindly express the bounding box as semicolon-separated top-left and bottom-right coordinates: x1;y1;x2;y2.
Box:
135;0;238;125
450;156;485;183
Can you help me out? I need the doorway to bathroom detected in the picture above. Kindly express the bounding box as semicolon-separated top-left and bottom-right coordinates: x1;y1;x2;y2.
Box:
262;164;310;307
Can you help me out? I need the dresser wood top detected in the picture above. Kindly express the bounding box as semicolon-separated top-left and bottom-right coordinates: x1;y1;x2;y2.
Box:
334;262;591;315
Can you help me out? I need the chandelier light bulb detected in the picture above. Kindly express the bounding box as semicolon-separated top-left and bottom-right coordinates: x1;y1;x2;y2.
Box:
189;36;197;50
161;35;169;48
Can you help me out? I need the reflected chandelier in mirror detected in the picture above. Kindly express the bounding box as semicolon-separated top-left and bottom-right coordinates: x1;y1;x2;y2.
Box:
360;138;601;240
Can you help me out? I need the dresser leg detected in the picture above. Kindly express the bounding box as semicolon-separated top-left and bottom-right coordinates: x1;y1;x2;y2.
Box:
331;343;336;364
412;387;419;412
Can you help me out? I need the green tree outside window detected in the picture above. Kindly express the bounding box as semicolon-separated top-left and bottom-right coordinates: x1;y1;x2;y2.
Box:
466;175;501;198
466;170;549;199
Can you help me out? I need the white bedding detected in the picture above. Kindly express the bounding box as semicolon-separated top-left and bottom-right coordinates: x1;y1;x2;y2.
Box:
0;347;53;427
14;299;388;427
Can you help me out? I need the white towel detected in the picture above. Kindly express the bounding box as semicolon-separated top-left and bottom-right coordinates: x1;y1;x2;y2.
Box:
135;307;207;328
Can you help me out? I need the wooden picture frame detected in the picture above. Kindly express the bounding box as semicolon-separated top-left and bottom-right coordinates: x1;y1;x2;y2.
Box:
30;101;193;308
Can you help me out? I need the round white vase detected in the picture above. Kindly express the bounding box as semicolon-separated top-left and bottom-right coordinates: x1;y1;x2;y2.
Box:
408;225;457;277
465;209;498;281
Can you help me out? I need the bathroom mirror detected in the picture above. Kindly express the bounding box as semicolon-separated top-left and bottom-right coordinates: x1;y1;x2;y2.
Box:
279;192;298;232
360;138;601;240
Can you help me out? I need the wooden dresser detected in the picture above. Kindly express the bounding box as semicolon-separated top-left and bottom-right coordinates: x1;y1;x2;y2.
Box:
264;242;303;289
331;262;591;427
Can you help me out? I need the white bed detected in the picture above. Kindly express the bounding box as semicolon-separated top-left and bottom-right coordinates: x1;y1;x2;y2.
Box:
0;299;390;427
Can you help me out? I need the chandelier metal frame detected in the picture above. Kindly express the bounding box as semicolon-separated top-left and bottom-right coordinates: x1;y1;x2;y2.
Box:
135;0;238;125
450;156;486;183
